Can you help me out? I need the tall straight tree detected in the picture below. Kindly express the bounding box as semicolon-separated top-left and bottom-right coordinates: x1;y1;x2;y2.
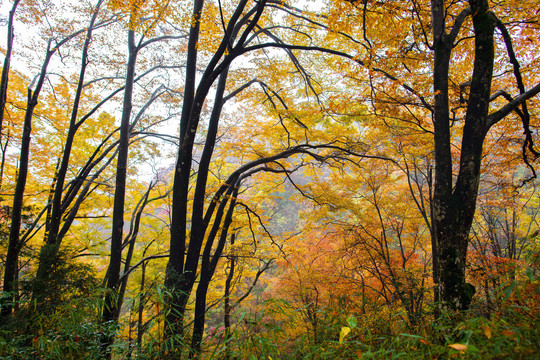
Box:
101;25;137;332
101;0;185;353
245;0;540;312
165;0;254;337
429;0;540;310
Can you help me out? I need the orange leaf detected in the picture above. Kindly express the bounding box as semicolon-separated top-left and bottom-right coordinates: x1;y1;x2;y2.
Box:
484;326;492;339
501;330;515;338
448;343;467;353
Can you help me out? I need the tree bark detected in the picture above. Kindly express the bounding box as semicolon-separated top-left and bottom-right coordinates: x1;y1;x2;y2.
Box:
1;40;56;318
0;0;20;188
223;233;236;360
164;0;205;339
45;0;103;248
101;27;137;357
34;0;103;301
190;182;239;357
431;0;496;311
164;1;264;345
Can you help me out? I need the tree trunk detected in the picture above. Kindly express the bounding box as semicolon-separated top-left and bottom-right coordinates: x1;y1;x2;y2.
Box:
45;0;102;248
164;0;205;339
34;0;103;302
1;40;55;317
0;0;20;188
190;183;239;357
223;233;236;360
164;0;261;343
101;27;137;357
431;0;495;311
137;262;147;354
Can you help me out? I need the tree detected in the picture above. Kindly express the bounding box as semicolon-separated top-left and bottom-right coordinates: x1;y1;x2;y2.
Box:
1;1;539;356
225;0;540;314
33;0;106;309
1;0;183;325
0;0;21;188
164;0;278;346
429;0;540;310
322;0;540;311
98;0;184;354
1;20;88;318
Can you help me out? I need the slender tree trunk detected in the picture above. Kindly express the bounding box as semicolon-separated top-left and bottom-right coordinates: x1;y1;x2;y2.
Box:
0;0;20;316
0;134;9;187
223;233;236;360
137;261;147;354
190;184;239;357
0;0;20;188
101;28;137;356
164;0;206;339
116;183;157;320
2;96;36;318
34;1;102;302
164;0;259;343
44;0;103;249
1;41;56;317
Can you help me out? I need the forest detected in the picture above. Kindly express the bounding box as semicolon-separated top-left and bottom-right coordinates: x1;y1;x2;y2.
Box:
0;0;539;358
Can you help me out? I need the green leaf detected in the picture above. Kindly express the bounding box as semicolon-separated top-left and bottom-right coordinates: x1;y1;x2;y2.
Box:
347;314;357;329
525;267;534;282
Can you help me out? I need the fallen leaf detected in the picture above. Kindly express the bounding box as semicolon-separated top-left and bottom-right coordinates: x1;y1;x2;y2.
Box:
339;326;351;344
501;330;515;338
448;343;467;353
484;326;492;339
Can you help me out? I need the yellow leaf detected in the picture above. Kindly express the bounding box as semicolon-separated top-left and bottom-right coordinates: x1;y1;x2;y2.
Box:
339;326;351;344
448;343;467;353
484;326;492;339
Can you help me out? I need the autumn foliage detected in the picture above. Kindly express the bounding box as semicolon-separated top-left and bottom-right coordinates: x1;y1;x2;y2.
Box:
0;0;540;359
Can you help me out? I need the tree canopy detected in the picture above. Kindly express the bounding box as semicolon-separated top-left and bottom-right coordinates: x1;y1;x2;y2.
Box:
0;0;539;358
